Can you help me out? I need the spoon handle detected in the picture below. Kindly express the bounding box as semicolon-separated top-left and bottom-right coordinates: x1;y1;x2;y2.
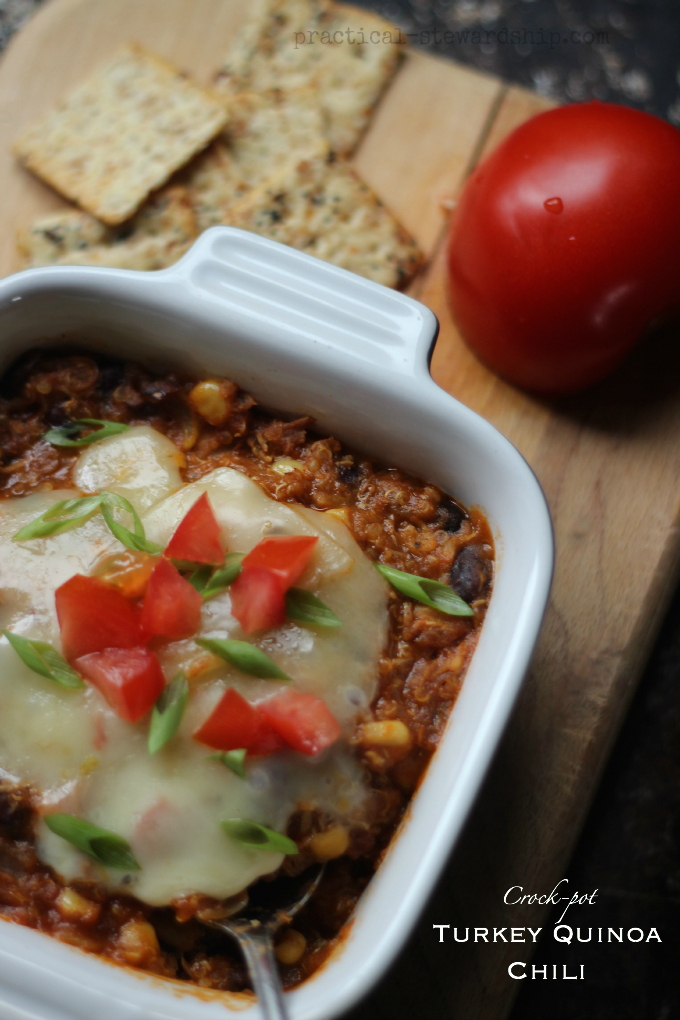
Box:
238;928;289;1020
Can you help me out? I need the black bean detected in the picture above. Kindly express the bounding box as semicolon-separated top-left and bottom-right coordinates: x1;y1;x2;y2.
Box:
338;461;360;485
140;376;179;401
437;498;467;533
45;404;68;426
450;545;490;602
98;362;125;393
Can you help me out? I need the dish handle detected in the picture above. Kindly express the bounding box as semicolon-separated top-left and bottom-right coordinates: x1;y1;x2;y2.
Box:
162;227;439;378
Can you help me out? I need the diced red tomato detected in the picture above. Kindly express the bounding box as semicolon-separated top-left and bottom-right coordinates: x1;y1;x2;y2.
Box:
242;535;318;590
260;689;341;756
229;565;286;634
55;574;143;662
193;687;283;754
141;558;203;640
164;492;224;564
75;646;165;722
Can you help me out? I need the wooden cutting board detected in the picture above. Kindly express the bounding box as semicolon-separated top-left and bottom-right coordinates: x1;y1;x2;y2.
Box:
1;3;677;1018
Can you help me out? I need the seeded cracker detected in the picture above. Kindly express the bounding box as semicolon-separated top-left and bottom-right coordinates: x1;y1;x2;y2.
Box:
181;89;328;230
215;0;404;155
14;46;229;225
17;187;197;270
222;154;422;288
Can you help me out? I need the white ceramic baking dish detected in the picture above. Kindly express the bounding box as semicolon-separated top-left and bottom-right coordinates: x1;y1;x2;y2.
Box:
0;227;553;1020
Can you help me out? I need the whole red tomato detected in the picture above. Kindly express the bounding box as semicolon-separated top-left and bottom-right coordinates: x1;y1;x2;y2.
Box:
447;102;680;393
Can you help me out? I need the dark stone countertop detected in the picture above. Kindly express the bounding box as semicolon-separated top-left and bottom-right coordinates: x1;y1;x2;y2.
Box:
357;0;680;124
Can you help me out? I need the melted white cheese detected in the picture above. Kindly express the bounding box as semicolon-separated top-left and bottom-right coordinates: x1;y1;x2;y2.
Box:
142;467;354;584
0;429;389;905
73;425;184;511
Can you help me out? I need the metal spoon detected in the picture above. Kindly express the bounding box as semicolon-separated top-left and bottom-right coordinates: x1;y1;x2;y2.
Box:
199;864;324;1020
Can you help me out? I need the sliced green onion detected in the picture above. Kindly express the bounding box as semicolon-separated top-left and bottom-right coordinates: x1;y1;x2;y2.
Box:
44;419;130;447
12;489;161;554
2;631;85;689
221;818;297;855
148;671;189;755
45;814;140;870
13;494;104;540
201;553;245;599
285;588;342;628
375;563;474;617
42;494;104;520
418;578;475;615
189;554;244;598
188;565;213;594
196;638;292;681
209;748;247;779
100;490;163;554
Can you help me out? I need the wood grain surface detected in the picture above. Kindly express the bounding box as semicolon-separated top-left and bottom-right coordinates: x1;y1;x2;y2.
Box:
1;4;676;1019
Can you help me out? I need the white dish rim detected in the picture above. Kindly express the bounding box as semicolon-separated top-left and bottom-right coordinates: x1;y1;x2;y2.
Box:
0;227;554;1020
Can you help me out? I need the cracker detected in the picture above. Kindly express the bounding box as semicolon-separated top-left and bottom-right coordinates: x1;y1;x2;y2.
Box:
216;0;320;95
18;186;197;271
181;89;328;230
17;212;110;267
222;154;422;288
319;4;405;154
14;46;229;225
215;0;404;154
224;89;327;185
60;232;194;271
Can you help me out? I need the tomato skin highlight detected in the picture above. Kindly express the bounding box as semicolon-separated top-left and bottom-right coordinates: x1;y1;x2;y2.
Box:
55;574;143;662
229;565;286;634
242;535;318;589
141;558;203;640
447;102;680;394
193;687;283;754
260;689;341;756
75;646;166;722
164;492;224;565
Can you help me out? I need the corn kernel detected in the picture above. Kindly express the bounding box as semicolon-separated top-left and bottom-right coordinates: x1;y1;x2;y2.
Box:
360;720;412;749
275;929;307;965
57;888;101;925
188;380;235;426
116;919;161;966
271;457;305;475
325;507;350;526
309;825;350;861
